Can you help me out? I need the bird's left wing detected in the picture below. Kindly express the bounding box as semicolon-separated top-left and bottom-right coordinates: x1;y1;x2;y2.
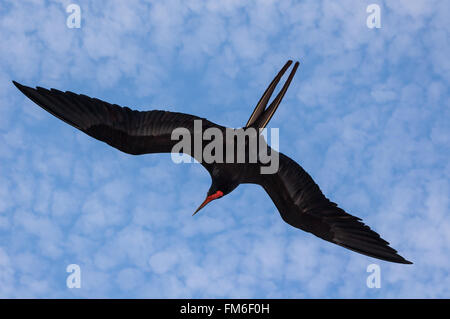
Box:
250;152;412;264
13;81;223;158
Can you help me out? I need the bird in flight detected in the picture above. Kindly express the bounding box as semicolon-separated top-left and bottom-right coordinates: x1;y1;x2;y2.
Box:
13;60;412;264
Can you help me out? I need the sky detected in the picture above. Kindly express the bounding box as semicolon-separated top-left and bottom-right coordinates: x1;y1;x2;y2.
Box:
0;0;449;298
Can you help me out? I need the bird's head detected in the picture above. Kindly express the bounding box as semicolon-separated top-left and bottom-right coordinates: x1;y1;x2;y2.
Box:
192;173;238;216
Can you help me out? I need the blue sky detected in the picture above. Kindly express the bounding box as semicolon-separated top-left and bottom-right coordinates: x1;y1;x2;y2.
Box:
0;0;449;298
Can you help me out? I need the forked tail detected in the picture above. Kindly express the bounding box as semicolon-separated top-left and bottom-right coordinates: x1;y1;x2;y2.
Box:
245;60;299;129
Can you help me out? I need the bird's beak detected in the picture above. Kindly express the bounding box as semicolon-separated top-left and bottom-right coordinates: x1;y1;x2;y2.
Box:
192;191;224;216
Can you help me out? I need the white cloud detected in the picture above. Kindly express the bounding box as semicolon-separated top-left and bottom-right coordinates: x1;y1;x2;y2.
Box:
149;250;178;274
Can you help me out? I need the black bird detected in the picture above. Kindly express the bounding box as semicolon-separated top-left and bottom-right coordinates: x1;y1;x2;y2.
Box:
12;60;412;264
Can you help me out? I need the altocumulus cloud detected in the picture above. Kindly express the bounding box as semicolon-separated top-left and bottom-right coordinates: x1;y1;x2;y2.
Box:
0;0;449;297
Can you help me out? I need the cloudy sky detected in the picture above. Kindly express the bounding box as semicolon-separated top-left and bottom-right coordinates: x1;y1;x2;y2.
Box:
0;0;449;298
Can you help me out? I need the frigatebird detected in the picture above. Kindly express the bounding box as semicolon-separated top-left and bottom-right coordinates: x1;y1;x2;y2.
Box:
12;60;412;264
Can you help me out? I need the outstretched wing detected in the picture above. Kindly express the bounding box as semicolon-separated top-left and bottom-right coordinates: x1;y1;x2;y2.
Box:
13;81;223;160
253;152;412;264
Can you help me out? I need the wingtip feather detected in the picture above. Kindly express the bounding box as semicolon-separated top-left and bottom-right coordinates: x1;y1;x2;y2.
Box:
12;80;24;90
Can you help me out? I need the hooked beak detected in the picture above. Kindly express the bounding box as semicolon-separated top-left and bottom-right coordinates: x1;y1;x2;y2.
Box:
192;190;224;216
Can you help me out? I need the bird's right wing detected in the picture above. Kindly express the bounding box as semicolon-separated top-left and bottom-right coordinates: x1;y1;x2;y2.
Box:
252;152;412;264
13;81;223;159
